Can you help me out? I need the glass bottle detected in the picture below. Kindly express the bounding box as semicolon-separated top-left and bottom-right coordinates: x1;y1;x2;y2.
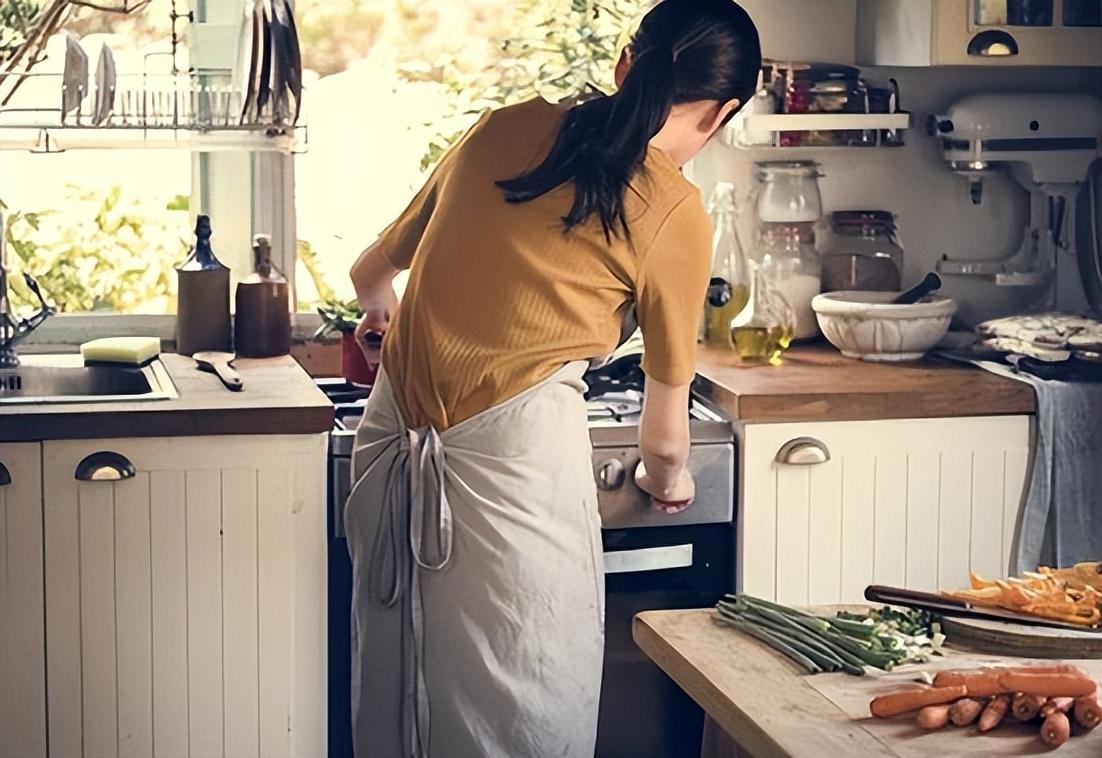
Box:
704;183;751;348
729;261;797;366
176;214;231;355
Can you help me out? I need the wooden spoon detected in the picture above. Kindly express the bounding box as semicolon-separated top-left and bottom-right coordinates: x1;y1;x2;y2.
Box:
193;351;244;391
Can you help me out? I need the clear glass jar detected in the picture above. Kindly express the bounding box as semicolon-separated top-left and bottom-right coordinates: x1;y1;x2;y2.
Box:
729;262;796;366
756;224;821;340
755;161;823;224
821;211;904;293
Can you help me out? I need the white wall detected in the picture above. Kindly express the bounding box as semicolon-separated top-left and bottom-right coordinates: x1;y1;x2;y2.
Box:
693;65;1102;326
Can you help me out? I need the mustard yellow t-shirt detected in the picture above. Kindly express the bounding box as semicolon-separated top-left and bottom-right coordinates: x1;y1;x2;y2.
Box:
378;98;712;430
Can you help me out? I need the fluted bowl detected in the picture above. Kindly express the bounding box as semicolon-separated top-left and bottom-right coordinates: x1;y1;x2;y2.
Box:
812;291;956;362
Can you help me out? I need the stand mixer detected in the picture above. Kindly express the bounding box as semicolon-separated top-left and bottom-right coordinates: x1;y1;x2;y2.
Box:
929;93;1102;307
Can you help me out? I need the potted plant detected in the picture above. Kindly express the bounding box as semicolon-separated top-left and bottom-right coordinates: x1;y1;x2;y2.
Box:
314;298;376;386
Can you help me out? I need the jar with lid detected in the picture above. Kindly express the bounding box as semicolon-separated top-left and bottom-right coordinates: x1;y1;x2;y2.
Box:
729;261;797;366
756;223;821;340
821;211;904;292
755;161;823;225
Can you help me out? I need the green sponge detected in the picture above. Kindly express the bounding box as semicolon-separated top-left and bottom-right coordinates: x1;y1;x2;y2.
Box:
80;336;161;365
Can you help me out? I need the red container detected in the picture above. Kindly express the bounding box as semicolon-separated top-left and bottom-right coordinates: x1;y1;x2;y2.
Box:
341;331;377;387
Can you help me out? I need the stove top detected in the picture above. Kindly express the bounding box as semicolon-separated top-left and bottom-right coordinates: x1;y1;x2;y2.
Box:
317;375;732;448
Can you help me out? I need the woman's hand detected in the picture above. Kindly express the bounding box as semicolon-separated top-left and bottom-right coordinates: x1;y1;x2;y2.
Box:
636;461;695;514
350;242;402;368
354;283;397;368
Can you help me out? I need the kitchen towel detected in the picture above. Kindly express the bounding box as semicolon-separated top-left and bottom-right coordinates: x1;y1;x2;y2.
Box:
976;361;1102;572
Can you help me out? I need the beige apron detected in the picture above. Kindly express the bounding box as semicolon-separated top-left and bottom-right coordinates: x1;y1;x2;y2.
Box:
345;362;605;758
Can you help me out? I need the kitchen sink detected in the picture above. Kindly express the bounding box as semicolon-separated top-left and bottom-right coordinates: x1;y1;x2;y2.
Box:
0;354;178;405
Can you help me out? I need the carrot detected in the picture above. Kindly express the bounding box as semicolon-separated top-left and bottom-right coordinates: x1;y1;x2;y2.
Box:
1073;695;1102;730
949;697;985;726
978;694;1011;732
916;704;952;730
1040;712;1070;748
935;665;1081;693
934;671;1005;697
1013;693;1047;721
1000;672;1097;698
1041;697;1075;717
869;685;969;718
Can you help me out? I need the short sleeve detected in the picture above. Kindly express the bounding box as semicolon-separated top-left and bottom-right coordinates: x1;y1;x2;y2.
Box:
375;110;491;268
635;194;712;386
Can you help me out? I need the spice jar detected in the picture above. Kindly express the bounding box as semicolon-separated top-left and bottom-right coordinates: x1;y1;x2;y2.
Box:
821;211;904;292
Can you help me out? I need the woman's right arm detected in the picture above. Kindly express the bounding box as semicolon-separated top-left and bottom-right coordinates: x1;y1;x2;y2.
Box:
632;193;714;510
637;377;695;510
350;243;400;364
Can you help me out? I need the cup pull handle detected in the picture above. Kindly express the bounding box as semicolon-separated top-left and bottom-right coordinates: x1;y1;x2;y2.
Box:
0;462;10;486
75;451;136;481
776;437;831;466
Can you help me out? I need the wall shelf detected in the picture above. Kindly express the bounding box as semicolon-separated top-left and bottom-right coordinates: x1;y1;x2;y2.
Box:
724;111;912;149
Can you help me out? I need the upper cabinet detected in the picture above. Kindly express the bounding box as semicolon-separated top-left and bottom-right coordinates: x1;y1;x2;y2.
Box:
857;0;1102;66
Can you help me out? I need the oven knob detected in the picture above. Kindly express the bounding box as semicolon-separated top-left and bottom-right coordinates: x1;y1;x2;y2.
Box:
596;459;626;490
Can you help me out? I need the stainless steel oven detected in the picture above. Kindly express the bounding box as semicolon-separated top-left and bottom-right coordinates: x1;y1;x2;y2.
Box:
590;398;735;758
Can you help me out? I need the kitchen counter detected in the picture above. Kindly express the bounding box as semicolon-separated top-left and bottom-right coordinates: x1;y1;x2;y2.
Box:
694;344;1037;423
634;608;1102;758
0;353;333;442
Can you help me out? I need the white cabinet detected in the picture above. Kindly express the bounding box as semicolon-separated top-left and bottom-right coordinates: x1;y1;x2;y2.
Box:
739;415;1031;605
0;442;47;758
858;0;1102;66
40;433;327;758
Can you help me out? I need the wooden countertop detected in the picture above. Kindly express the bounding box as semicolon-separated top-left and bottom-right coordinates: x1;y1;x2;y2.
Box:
0;353;333;442
634;608;1102;758
693;344;1037;423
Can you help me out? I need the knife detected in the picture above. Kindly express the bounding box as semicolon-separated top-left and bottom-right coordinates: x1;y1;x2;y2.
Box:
865;584;1102;633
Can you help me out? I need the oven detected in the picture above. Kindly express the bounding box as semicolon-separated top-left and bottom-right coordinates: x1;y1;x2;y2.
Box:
320;375;736;758
591;400;735;758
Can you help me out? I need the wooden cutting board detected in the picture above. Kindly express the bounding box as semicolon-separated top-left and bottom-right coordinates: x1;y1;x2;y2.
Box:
634;608;1102;758
806;655;1102;758
940;615;1102;658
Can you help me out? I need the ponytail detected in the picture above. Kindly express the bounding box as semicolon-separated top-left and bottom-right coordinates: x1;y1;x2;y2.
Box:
496;0;762;241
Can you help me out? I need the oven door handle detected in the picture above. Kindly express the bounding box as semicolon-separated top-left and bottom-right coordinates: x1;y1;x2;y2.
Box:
603;544;693;574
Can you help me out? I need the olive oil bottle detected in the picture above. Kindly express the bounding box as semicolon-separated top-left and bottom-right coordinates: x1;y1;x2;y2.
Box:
729;262;796;366
704;183;750;348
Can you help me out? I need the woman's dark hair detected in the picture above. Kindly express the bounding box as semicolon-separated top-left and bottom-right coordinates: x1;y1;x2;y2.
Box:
496;0;761;240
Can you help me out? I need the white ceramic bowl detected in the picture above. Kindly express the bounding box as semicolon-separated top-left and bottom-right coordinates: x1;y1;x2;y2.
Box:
812;291;957;362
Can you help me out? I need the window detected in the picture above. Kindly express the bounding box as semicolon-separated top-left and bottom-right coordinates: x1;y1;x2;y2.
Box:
2;0;642;340
291;0;639;312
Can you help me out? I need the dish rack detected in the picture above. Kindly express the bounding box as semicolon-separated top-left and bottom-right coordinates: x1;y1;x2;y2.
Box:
0;70;305;153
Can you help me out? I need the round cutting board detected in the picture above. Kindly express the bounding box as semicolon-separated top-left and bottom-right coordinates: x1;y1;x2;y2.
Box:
943;615;1102;658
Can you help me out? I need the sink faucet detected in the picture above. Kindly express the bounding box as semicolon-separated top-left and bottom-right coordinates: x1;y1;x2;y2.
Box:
0;207;55;367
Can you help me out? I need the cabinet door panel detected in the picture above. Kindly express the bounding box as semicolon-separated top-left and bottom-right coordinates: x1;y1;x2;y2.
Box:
42;434;327;758
741;416;1032;603
839;452;875;603
150;470;190;757
0;442;46;758
807;461;843;605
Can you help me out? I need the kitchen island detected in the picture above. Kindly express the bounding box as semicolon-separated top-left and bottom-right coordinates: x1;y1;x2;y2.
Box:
634;608;1102;758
